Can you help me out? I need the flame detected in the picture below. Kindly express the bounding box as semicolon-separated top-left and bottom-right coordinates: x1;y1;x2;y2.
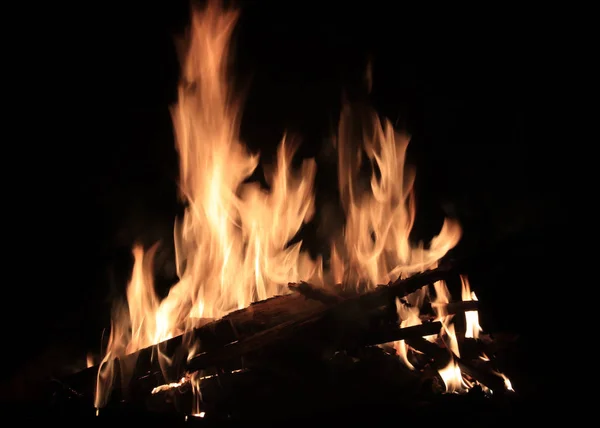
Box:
189;371;203;416
95;0;318;407
497;371;514;392
334;103;461;286
86;352;94;368
166;0;319;325
394;273;513;393
461;275;482;339
438;358;469;394
95;0;469;408
394;291;427;370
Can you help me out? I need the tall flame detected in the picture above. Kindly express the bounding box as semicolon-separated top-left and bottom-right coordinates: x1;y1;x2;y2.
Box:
96;1;319;407
334;104;461;287
95;0;471;408
461;275;482;339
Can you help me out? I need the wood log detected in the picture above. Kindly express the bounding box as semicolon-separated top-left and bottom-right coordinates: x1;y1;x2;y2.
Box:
185;266;458;372
187;319;444;372
293;280;480;327
187;311;326;372
150;346;429;417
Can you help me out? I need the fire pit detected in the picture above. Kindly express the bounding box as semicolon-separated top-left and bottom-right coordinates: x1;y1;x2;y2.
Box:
7;0;552;424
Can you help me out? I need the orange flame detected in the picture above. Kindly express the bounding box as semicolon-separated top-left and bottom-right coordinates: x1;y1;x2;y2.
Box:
461;275;482;339
334;103;461;286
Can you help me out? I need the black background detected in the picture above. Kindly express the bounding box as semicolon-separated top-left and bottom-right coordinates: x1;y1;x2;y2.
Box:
3;0;568;407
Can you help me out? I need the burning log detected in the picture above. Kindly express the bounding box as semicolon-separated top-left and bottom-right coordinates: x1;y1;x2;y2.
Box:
186;311;326;371
47;0;525;418
149;347;430;420
187;320;443;372
184;266;458;372
339;263;458;311
53;259;518;420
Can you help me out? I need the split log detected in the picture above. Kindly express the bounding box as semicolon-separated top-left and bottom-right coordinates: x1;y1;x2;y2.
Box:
187;320;444;372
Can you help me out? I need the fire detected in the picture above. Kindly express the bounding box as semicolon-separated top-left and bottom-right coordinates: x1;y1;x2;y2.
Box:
95;0;509;409
96;1;318;408
393;272;510;393
438;360;467;394
334;104;461;286
461;275;482;339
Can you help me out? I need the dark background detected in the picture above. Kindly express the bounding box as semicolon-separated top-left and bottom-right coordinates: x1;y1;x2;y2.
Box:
3;0;567;407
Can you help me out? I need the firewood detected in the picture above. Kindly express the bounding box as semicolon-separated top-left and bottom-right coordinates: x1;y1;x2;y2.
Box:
337;264;457;314
186;312;326;372
185;267;457;372
151;346;428;417
187;319;444;372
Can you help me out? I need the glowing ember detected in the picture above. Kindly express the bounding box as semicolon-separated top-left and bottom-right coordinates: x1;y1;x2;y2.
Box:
95;0;511;409
185;412;206;421
151;377;189;395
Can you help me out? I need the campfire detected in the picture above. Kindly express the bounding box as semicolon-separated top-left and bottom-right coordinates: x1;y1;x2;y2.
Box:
55;0;517;422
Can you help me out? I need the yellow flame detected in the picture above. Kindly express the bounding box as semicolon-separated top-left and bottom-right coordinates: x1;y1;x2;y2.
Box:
461;275;482;339
86;352;94;369
334;103;461;287
438;359;466;393
394;297;423;370
498;371;514;392
190;371;203;416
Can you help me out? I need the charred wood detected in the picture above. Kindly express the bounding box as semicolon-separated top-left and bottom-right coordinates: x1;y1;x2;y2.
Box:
187;320;444;372
151;346;430;418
